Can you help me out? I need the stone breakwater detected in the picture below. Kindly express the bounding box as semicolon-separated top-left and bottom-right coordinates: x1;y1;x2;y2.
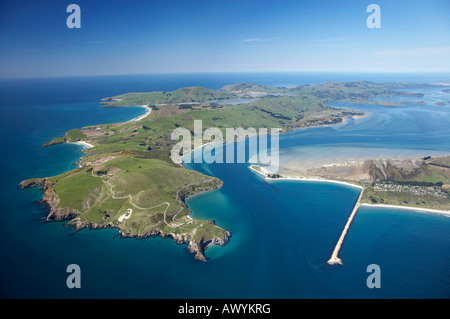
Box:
327;189;364;265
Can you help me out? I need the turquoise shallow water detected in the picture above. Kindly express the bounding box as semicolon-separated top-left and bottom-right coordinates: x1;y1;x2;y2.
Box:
0;73;449;298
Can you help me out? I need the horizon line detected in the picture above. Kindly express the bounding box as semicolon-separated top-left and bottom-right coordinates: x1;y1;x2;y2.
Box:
2;70;450;80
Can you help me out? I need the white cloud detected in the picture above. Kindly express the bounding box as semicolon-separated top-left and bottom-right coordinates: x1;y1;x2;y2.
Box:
239;38;268;43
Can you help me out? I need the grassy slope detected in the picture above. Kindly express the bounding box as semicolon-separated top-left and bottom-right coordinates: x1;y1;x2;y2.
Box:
46;81;447;206
44;129;87;145
48;156;226;240
25;80;449;258
360;157;450;210
103;86;237;106
361;183;450;210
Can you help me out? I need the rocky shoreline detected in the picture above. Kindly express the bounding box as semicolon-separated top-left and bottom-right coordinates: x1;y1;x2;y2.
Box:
19;178;231;262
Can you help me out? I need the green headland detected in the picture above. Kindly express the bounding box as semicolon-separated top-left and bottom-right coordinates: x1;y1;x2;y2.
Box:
21;81;450;261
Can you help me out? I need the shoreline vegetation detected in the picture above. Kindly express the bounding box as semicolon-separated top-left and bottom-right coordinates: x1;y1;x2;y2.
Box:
20;80;450;262
249;164;450;214
249;163;450;265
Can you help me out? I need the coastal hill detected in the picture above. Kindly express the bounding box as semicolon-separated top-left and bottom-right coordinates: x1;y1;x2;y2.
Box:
363;156;450;210
251;155;450;266
262;156;450;211
21;157;229;262
21;80;447;261
102;86;237;106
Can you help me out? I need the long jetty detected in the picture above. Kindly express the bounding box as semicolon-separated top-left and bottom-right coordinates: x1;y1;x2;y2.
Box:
327;188;364;265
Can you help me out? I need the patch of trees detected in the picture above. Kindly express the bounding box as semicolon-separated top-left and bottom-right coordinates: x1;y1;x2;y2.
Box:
428;162;450;169
381;180;444;187
258;108;292;120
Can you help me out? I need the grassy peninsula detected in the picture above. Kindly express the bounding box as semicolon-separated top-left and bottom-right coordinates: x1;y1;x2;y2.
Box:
21;80;447;261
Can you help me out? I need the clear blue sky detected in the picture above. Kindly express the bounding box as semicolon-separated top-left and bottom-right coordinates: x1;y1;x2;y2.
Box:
0;0;449;78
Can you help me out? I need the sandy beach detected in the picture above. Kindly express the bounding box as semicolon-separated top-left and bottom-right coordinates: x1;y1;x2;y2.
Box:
179;141;214;164
250;165;450;215
361;203;450;216
277;146;450;175
68;141;95;168
249;165;363;190
69;141;94;149
128;105;152;122
270;175;363;190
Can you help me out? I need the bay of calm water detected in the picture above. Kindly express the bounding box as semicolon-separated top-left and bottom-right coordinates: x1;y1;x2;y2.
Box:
0;73;449;298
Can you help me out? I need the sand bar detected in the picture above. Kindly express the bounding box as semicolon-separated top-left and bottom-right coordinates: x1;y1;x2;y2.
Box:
361;203;450;216
267;175;363;190
248;165;363;190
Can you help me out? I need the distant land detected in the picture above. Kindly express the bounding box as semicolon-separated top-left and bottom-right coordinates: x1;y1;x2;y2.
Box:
21;80;450;261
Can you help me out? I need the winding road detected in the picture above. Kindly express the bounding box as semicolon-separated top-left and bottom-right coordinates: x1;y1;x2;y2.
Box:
92;167;214;228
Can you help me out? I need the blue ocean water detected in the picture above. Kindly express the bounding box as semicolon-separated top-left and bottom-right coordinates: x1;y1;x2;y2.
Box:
0;73;449;298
